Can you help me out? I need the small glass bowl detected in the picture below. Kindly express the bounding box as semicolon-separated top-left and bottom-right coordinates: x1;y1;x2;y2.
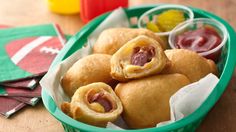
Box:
168;18;228;61
138;4;194;36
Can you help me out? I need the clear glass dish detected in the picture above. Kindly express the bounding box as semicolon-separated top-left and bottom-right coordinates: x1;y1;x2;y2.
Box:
138;4;194;36
168;18;228;61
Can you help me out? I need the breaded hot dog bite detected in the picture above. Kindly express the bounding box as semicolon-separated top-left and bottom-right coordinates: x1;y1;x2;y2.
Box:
111;35;169;81
61;54;113;97
163;49;218;82
115;73;190;128
61;82;123;127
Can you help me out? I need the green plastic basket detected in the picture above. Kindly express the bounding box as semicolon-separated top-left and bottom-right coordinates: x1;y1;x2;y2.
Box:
42;5;236;132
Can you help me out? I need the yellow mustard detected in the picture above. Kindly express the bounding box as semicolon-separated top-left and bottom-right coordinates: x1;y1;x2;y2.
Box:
46;0;80;14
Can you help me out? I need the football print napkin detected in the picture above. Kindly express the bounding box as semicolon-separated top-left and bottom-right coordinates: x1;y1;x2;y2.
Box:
0;25;10;28
0;24;53;91
0;24;65;82
0;97;26;118
0;96;40;118
0;24;71;118
12;96;40;106
0;77;41;89
0;85;41;97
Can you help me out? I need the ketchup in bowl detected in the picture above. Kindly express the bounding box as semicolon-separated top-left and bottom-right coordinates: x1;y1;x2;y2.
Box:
169;18;228;62
175;26;222;53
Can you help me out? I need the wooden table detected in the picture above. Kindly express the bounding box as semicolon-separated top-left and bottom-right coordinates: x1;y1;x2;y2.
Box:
0;0;235;131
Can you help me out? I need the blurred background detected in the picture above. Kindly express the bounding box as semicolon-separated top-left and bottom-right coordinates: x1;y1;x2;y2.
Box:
0;0;234;35
0;0;235;132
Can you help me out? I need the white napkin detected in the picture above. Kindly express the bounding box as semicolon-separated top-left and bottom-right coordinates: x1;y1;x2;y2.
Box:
156;73;219;127
88;7;129;48
40;44;92;106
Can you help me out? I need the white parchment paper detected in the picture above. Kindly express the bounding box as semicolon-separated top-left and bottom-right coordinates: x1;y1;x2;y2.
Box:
40;8;219;129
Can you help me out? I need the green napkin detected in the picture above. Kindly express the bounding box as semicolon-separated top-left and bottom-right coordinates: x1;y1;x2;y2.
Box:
0;24;66;82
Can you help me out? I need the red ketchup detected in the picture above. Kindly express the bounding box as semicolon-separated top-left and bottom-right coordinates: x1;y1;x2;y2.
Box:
175;27;222;61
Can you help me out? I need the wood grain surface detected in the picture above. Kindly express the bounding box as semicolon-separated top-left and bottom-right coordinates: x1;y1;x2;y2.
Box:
0;0;235;132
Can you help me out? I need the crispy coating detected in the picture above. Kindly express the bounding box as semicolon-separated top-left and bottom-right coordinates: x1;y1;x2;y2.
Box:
162;49;218;82
61;82;123;127
111;35;169;81
115;73;190;128
93;28;167;55
61;54;113;97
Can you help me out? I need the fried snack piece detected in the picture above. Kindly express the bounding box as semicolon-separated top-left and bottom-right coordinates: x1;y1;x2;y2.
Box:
163;49;218;82
93;28;166;55
61;82;123;127
115;73;190;128
61;54;113;97
111;35;169;81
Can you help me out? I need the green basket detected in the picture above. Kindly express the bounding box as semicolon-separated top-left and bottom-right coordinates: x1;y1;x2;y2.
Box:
42;5;236;132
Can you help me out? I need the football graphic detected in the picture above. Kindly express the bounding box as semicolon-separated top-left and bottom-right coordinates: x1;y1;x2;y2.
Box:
5;36;63;74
